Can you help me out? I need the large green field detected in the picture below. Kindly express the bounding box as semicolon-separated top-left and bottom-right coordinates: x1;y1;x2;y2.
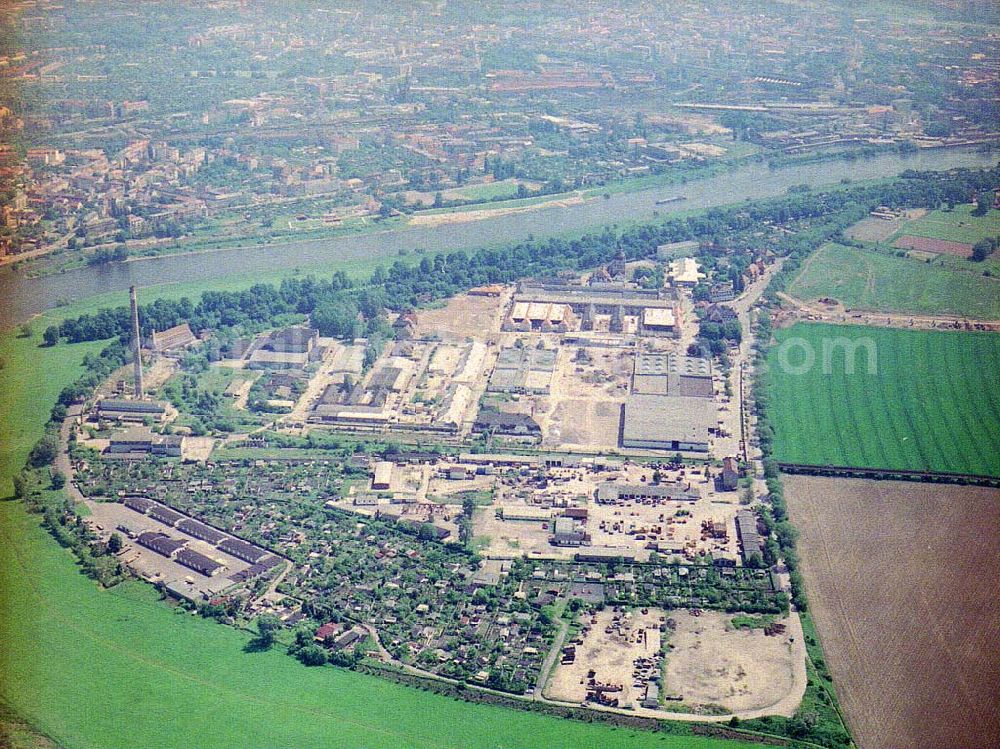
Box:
767;323;1000;476
788;243;1000;318
0;320;752;748
0;505;752;749
889;203;1000;246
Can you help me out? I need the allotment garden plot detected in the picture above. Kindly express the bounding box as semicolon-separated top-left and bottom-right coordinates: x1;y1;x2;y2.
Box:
766;323;1000;476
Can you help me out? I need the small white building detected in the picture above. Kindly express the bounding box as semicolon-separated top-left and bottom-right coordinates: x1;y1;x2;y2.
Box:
669;257;703;287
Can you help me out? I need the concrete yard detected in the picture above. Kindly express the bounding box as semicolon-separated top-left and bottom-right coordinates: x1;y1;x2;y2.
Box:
465;459;746;563
587;490;741;562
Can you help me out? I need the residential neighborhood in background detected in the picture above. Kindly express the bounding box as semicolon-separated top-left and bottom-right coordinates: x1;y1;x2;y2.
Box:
1;0;997;266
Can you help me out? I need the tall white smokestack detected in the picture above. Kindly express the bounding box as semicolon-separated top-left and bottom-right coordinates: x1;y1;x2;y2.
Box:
129;285;144;399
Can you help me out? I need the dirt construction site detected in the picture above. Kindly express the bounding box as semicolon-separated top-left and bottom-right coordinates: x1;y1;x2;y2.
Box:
662;610;797;714
541;343;634;450
546;607;664;708
785;474;1000;749
545;607;801;717
412;290;509;341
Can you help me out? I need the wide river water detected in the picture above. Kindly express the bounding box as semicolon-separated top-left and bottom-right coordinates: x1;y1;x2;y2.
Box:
1;147;995;327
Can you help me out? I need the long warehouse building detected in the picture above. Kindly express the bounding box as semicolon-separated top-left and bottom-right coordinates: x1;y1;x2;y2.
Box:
620;394;714;452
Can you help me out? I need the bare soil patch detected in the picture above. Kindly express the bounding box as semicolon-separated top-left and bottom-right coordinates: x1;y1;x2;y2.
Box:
893;234;974;257
663;610;797;713
547;608;664;707
548;398;622;449
413;292;505;340
785;475;1000;749
143;358;178;391
475;510;570;559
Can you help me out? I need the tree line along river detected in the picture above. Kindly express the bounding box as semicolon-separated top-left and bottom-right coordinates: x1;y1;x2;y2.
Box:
0;146;995;328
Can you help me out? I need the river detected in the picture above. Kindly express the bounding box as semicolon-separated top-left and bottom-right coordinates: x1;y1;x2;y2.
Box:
1;147;995;327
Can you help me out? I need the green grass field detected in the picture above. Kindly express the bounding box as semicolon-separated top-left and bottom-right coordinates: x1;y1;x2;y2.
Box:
788;243;1000;318
0;320;753;747
0;331;106;491
0;697;61;748
447;179;524;201
889;203;1000;245
767;323;1000;476
0;505;755;749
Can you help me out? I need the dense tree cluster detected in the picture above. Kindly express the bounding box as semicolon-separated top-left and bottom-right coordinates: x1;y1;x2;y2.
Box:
972;236;998;262
53;340;129;408
15;467;127;587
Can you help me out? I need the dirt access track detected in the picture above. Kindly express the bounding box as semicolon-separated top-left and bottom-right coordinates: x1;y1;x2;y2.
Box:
774;291;1000;331
785;475;1000;749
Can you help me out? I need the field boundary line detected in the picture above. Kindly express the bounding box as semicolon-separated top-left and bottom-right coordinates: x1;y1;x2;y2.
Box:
777;463;1000;487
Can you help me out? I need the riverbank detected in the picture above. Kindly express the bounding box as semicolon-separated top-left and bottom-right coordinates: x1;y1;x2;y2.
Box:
2;146;995;329
3;149;743;277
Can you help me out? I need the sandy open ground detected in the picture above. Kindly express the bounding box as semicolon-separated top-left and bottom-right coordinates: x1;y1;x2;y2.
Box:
546;398;622;449
475;511;568;559
785;475;1000;749
546;608;664;707
408;195;585;227
663;610;797;713
541;344;632;450
413;293;506;340
142;358;178;391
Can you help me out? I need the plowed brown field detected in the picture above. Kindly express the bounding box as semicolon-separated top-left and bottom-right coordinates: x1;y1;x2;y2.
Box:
893;234;974;257
784;475;1000;749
